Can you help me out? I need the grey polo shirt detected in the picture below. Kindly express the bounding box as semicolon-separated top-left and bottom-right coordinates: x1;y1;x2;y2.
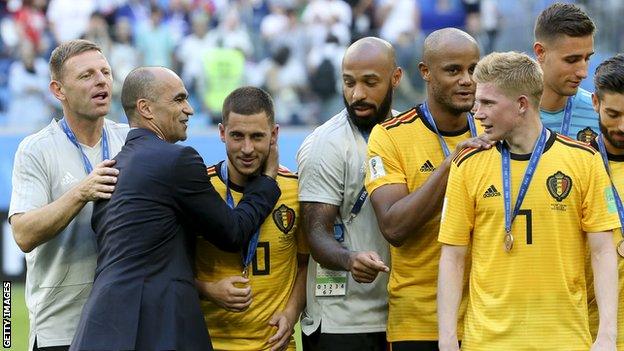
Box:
297;109;390;335
9;118;128;349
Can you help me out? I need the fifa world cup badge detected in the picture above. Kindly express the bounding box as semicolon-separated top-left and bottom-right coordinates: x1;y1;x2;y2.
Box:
617;239;624;258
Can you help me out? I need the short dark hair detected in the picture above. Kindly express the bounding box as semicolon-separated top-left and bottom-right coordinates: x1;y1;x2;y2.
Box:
121;67;158;122
594;54;624;99
221;87;275;125
534;2;595;43
49;39;102;81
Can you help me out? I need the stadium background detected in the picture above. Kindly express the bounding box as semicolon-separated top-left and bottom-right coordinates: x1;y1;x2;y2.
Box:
0;0;622;349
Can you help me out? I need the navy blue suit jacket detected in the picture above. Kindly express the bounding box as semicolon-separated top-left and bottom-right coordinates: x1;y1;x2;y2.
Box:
70;128;280;350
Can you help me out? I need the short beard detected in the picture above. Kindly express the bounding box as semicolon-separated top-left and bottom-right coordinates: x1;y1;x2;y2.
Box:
599;117;624;150
431;85;474;116
344;84;393;133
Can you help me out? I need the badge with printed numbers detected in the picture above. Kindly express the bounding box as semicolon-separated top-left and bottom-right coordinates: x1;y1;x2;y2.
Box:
315;263;347;297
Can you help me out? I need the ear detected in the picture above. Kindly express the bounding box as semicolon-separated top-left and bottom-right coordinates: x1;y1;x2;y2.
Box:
136;98;153;120
591;92;600;113
270;123;280;145
49;80;65;101
391;67;403;88
518;95;530;115
533;42;546;63
418;62;430;82
218;123;226;143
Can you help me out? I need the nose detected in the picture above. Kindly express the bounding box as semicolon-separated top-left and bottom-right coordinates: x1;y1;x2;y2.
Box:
241;137;254;154
576;60;589;79
458;70;473;86
183;100;194;116
618;117;624;133
94;70;108;85
351;83;366;102
473;102;485;120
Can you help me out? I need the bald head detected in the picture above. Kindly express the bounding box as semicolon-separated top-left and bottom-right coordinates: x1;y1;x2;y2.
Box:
343;37;396;72
121;66;179;123
423;28;479;64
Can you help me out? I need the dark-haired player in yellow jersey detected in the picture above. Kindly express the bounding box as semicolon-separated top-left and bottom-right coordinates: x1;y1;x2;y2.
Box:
438;52;619;351
365;28;491;350
195;87;308;351
587;54;624;350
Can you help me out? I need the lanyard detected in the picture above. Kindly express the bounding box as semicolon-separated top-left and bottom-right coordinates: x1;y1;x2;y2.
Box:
501;127;548;251
347;130;371;224
596;135;624;230
559;96;575;136
421;101;478;158
220;161;261;275
60;118;109;175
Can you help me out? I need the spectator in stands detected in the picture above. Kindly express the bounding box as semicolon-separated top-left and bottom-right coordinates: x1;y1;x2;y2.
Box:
175;12;212;95
82;12;112;56
135;5;176;68
207;7;254;58
7;41;52;129
47;0;96;43
12;0;48;55
109;17;140;122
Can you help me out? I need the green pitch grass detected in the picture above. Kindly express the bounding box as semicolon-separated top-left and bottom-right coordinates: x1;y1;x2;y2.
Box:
7;283;303;351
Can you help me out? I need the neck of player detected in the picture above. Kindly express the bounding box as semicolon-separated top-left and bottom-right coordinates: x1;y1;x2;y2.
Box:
64;114;105;147
427;98;469;132
227;162;248;187
505;117;546;155
602;134;624;155
539;85;568;112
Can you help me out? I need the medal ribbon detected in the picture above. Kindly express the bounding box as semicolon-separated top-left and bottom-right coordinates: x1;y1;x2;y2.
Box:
559;96;575;136
596;135;624;230
220;161;261;272
422;101;478;158
347;131;371;224
60;118;109;174
502;127;548;234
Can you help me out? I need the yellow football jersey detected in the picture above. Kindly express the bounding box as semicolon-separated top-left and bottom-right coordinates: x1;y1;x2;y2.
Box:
366;106;481;341
587;140;624;350
439;132;620;351
195;162;307;351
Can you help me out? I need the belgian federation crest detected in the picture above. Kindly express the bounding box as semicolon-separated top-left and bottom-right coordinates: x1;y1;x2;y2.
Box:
546;171;572;202
576;127;598;143
272;204;295;234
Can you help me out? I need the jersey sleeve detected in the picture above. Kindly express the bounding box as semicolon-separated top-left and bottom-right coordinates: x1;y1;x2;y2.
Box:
9;138;51;218
365;124;407;195
582;152;621;233
438;159;474;246
297;134;344;206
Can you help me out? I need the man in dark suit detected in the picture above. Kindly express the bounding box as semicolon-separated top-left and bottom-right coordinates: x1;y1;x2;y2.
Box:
70;66;281;351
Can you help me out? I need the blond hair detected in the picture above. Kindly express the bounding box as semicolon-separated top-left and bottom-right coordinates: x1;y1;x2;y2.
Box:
473;51;543;108
49;39;102;81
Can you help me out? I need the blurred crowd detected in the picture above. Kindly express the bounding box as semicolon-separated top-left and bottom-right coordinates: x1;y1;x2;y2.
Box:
0;0;504;130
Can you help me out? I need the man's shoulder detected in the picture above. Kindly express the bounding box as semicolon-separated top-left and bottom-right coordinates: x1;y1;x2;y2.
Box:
104;119;130;137
452;145;493;168
553;133;596;156
17;120;61;155
378;107;420;132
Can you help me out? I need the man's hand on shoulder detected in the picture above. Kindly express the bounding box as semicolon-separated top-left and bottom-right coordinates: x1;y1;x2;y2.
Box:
453;134;495;156
76;159;119;201
195;276;252;312
348;251;389;283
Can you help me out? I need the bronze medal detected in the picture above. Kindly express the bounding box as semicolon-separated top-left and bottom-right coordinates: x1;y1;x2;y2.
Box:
617;239;624;258
242;265;249;278
504;231;514;253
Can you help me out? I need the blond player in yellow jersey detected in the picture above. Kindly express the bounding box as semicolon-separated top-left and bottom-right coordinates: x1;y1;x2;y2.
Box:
195;87;308;351
587;54;624;350
365;28;492;350
438;52;619;351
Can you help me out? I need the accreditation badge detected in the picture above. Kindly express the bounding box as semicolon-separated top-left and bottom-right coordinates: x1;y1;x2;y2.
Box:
315;263;347;296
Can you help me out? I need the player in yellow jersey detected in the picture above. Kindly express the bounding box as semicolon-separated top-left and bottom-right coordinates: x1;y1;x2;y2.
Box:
195;87;308;351
365;28;492;350
587;54;624;350
437;52;619;351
